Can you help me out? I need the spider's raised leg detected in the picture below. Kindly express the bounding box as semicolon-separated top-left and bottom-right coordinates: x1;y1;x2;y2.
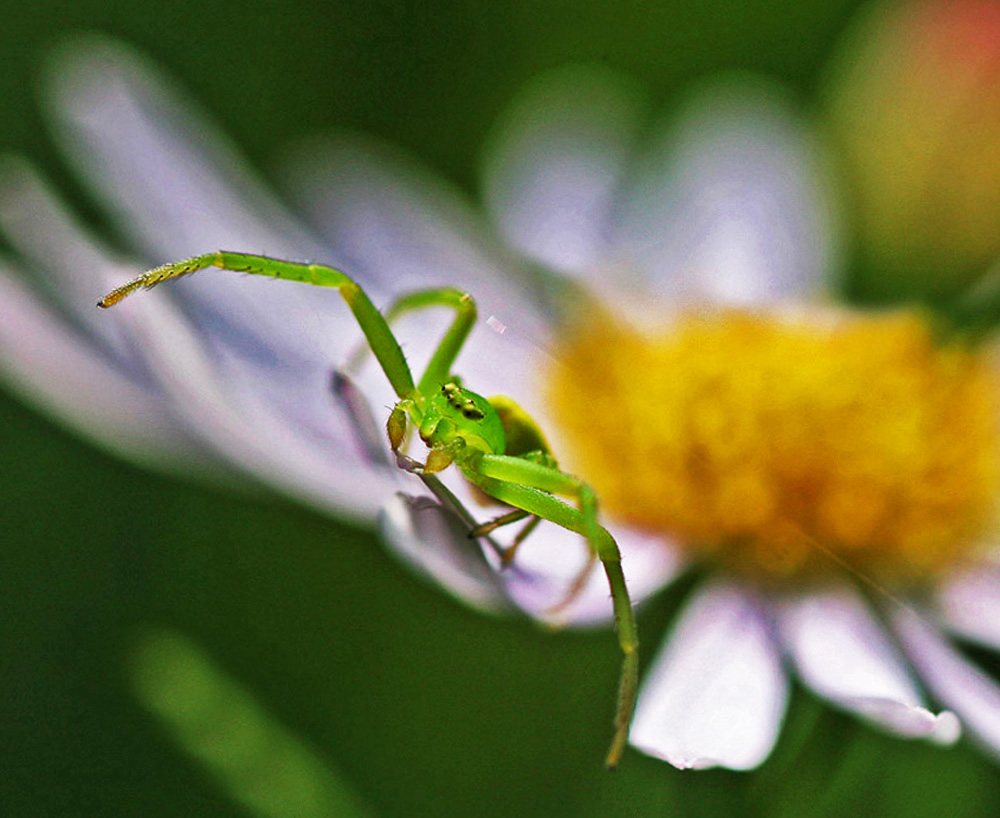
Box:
462;453;639;770
99;251;420;400
344;287;478;395
101;253;484;434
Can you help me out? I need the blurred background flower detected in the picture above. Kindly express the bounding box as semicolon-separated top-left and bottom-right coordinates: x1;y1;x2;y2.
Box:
825;0;1000;304
4;1;1000;817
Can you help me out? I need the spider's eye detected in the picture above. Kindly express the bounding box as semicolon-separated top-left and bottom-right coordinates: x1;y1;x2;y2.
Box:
442;382;485;421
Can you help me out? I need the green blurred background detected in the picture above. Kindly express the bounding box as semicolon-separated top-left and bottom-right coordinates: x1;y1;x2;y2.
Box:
3;1;1000;816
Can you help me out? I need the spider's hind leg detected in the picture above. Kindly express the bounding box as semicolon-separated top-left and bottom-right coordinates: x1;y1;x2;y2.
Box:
504;515;543;566
470;508;530;537
471;496;598;615
545;549;598;619
462;452;639;769
469;508;543;567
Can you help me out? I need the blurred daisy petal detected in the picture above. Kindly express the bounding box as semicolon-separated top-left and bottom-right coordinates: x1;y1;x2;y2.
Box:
779;586;955;740
935;562;1000;651
111;290;394;522
45;35;323;260
282;132;541;318
895;608;1000;759
377;493;512;614
630;581;787;770
0;158;138;348
0;261;218;474
44;34;352;364
617;75;839;306
482;64;646;275
503;523;684;626
0;158;364;487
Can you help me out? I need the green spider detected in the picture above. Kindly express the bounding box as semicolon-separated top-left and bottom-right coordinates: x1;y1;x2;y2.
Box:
99;250;639;768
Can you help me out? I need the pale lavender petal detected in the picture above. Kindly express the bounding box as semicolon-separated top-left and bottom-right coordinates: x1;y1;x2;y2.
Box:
0;158;160;366
895;608;1000;759
280;132;551;330
0;158;368;492
0;158;366;490
778;586;956;741
502;521;683;626
0;159;378;454
0;160;119;321
615;75;840;306
330;370;393;468
935;560;1000;650
630;581;787;770
44;35;352;366
45;35;324;261
935;562;1000;651
110;286;397;523
481;64;646;276
0;261;221;475
377;494;512;614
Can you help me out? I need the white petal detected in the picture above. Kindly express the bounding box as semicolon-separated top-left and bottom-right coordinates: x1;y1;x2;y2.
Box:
0;261;221;474
0;159;201;384
45;35;324;261
0;158;136;346
377;493;513;614
0;160;355;490
935;562;1000;651
44;35;354;366
615;74;840;306
630;581;787;770
778;586;955;740
111;283;397;523
0;159;359;488
895;608;1000;759
502;522;684;627
481;64;646;276
281;132;549;325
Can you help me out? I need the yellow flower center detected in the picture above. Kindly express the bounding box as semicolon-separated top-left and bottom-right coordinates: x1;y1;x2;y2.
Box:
549;308;1000;586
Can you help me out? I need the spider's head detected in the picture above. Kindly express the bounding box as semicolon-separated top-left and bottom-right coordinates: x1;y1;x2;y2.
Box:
420;381;506;455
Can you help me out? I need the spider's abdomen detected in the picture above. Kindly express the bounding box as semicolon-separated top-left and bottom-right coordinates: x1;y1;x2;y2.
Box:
487;394;553;460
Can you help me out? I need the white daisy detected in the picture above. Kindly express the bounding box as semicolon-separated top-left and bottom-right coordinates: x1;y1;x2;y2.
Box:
2;35;999;773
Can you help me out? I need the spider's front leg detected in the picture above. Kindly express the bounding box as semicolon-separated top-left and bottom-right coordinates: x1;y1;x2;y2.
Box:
99;251;481;412
99;251;421;400
460;452;639;770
